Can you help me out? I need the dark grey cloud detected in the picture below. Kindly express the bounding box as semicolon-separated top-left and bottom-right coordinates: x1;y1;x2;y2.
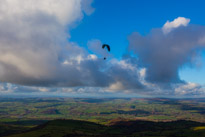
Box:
128;24;205;84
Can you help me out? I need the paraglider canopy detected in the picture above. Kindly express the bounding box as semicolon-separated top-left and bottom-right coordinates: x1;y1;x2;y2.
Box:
102;44;110;60
102;44;110;52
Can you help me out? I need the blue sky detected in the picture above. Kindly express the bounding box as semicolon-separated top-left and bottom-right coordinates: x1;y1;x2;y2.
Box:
70;0;205;85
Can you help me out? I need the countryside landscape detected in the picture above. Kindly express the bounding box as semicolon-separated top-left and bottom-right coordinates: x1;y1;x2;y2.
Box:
0;97;205;136
1;0;205;136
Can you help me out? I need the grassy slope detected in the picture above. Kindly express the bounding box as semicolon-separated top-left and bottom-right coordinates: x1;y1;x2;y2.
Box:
0;120;47;137
0;123;30;137
5;119;205;137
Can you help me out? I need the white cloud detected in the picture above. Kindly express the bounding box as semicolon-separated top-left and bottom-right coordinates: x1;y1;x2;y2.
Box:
0;0;97;86
174;82;205;95
162;17;190;34
87;54;98;60
109;81;124;91
0;0;96;26
139;68;146;79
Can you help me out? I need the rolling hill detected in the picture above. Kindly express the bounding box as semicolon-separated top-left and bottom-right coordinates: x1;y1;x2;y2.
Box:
4;119;205;137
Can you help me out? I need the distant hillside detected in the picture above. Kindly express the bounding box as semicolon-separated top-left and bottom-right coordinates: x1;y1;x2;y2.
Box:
1;98;205;124
4;119;205;137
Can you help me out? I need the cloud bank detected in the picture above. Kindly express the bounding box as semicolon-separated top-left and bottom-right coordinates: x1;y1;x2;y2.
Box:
0;0;87;86
0;0;143;91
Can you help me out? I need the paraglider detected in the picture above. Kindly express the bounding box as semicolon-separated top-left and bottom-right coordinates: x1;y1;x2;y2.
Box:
102;44;110;60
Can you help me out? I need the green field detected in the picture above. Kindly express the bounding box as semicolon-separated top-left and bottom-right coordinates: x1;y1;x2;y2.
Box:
0;97;205;136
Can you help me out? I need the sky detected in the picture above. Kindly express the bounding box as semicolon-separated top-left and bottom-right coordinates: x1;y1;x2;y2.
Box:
0;0;205;98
